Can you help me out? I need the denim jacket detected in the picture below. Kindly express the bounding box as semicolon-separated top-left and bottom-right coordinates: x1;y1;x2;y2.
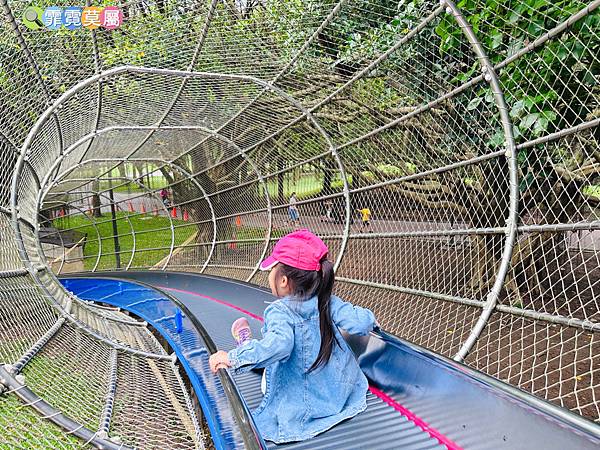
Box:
227;295;375;443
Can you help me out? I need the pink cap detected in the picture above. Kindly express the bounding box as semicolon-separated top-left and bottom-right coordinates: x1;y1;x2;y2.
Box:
260;229;328;271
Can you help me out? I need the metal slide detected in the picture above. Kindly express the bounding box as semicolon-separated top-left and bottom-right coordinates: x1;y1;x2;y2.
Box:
61;272;600;450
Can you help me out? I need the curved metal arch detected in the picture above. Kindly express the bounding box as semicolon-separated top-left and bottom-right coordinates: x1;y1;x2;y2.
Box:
22;190;179;355
151;66;351;274
43;66;339;189
40;155;216;272
11;153;182;360
41;177;170;272
33;204;146;328
124;67;351;275
11;65;349;279
32;176;170;345
11;66;350;365
38;201;103;275
34;123;272;279
153;129;274;281
41;125;252;210
35;192;138;309
440;0;518;361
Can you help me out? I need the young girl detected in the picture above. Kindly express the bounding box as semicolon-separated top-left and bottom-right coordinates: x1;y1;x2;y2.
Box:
209;229;376;443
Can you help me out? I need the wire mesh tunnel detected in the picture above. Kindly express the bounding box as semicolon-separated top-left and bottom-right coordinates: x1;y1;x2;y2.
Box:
1;0;599;448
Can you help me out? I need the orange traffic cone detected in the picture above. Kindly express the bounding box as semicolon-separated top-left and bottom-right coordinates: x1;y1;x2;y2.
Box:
235;215;242;228
183;210;189;221
140;203;146;214
128;201;134;212
171;207;177;218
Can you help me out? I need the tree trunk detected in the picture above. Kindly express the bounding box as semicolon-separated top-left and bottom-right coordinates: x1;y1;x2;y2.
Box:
321;157;335;196
277;155;285;204
92;179;102;217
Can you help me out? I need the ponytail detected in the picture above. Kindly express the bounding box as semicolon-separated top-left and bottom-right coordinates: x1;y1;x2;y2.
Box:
308;258;338;372
275;258;339;372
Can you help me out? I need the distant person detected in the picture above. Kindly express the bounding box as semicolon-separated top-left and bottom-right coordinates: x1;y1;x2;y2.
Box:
357;207;372;232
160;188;170;207
208;230;377;443
288;192;299;225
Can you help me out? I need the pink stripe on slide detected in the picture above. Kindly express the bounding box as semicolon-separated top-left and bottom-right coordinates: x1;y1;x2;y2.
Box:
368;386;463;450
160;285;461;449
158;286;264;322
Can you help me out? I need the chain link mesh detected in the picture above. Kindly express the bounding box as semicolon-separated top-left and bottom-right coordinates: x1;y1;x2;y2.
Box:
1;0;598;445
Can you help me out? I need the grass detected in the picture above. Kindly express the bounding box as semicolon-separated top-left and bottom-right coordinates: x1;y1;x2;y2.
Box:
0;347;87;447
54;212;196;270
0;394;82;448
96;171;342;199
53;212;287;271
23;353;104;430
263;172;347;200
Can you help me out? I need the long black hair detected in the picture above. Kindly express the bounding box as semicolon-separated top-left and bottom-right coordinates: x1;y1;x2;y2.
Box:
275;257;337;371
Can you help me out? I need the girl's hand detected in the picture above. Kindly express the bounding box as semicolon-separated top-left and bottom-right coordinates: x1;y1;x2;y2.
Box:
209;350;231;373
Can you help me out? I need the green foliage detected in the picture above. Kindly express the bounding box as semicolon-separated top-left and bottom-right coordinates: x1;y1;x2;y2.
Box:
436;0;598;141
583;185;600;200
354;77;404;111
328;0;424;63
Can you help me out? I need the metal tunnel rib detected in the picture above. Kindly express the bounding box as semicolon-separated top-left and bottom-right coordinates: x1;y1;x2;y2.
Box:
9;318;66;374
97;349;118;440
1;0;599;447
0;365;131;450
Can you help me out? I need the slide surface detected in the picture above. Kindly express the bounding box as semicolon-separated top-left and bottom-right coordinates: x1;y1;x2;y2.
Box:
61;272;600;450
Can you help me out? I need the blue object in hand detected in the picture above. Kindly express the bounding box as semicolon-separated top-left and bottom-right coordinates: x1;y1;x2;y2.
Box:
175;309;183;333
